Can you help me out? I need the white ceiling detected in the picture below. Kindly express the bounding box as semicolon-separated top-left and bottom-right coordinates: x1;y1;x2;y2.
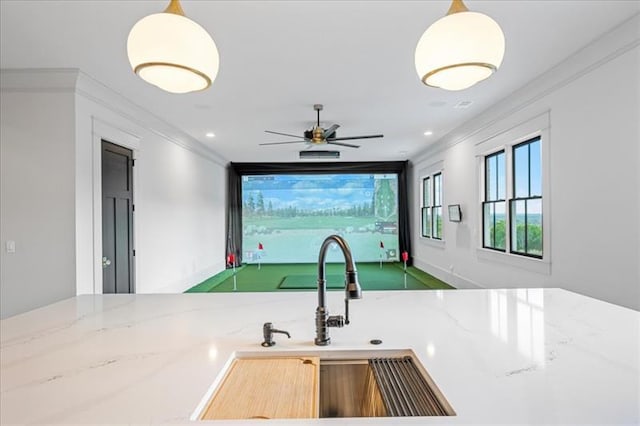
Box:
1;1;639;163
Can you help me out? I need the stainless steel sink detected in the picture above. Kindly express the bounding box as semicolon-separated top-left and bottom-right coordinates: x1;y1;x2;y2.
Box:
193;349;455;420
319;356;455;418
320;359;385;417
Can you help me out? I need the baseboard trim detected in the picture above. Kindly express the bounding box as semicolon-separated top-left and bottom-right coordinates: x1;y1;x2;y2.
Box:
140;262;226;294
413;259;484;290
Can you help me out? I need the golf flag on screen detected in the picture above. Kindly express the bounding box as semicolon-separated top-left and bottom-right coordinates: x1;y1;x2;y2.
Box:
257;242;263;269
379;241;384;268
401;251;408;262
227;253;236;277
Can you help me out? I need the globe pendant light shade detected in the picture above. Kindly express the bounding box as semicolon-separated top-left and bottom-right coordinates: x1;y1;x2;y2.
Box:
127;0;219;94
415;0;505;91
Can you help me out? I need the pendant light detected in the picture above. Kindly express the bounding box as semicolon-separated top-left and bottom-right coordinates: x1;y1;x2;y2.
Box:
127;0;219;94
415;0;505;91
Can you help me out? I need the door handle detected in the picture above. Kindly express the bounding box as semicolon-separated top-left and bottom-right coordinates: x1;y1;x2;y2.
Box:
102;257;112;268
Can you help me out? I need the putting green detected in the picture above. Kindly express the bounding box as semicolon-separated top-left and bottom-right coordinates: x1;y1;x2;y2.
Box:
186;262;454;293
279;274;345;289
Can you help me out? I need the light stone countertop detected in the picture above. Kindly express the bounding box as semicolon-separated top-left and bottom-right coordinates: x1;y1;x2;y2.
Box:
1;288;638;425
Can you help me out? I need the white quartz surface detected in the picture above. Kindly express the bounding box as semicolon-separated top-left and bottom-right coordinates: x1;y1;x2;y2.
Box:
1;288;638;425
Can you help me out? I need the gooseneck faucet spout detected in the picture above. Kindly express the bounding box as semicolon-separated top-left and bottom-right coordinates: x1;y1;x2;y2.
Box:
315;235;362;346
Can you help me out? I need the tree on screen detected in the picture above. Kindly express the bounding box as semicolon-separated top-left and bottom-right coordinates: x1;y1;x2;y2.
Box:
375;179;396;219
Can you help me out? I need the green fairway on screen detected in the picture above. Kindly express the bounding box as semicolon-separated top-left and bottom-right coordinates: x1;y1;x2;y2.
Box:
242;173;399;263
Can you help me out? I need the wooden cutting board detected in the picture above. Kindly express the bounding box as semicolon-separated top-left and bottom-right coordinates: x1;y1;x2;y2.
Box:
200;357;320;420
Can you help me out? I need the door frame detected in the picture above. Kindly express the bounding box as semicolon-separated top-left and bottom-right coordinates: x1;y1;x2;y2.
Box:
101;140;135;294
91;118;140;294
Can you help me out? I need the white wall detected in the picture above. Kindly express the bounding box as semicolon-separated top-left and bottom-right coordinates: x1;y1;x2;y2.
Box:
74;72;228;295
410;17;640;310
0;73;77;318
133;139;226;293
1;69;228;318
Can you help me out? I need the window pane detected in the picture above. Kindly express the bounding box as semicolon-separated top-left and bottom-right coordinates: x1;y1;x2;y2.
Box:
494;202;506;250
433;206;442;239
423;177;430;207
530;139;541;197
514;143;529;198
486;155;496;201
497;152;506;200
511;198;543;257
483;203;493;247
434;173;442;206
421;207;431;237
486;151;504;201
511;200;527;253
527;198;543;256
483;201;506;250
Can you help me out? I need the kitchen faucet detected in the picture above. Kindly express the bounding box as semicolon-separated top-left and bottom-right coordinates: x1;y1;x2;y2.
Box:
315;235;362;346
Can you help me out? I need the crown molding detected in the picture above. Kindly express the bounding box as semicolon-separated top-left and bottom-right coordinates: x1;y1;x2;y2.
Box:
0;67;228;166
0;68;79;93
74;71;228;166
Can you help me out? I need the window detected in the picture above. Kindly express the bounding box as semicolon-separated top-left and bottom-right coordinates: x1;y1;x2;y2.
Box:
482;136;542;258
483;151;506;250
433;173;443;239
511;137;542;257
421;177;431;237
421;172;443;240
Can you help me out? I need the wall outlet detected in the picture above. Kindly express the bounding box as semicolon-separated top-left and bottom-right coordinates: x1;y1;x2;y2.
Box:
6;240;16;253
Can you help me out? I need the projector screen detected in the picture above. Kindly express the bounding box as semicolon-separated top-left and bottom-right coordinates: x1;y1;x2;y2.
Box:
241;173;399;263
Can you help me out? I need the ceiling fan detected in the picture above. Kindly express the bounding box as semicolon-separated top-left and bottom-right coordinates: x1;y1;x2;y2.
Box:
260;104;383;149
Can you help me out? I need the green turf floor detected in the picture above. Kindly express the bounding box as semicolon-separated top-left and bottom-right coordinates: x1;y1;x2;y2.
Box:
185;262;454;293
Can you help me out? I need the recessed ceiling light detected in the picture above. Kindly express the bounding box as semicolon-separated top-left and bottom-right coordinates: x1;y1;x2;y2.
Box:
423;131;433;136
206;132;216;138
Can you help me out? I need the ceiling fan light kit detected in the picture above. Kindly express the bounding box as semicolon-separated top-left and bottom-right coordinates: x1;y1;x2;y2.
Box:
415;0;505;91
261;104;383;149
127;0;219;94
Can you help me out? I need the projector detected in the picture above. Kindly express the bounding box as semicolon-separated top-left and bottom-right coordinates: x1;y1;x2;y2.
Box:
299;150;340;159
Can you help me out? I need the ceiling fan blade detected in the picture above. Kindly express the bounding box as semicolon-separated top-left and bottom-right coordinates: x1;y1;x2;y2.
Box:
265;130;305;139
327;141;360;148
259;140;307;146
323;124;340;139
327;134;384;141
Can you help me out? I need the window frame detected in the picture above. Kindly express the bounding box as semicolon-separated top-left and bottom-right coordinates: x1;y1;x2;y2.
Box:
421;176;431;238
509;137;543;259
432;172;443;240
474;112;550;274
420;170;444;242
482;150;506;252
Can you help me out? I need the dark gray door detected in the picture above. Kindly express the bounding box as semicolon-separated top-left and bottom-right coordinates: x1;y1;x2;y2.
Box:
102;140;134;294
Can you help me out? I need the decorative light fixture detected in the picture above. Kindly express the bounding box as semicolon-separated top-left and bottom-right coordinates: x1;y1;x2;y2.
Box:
127;0;219;94
415;0;505;91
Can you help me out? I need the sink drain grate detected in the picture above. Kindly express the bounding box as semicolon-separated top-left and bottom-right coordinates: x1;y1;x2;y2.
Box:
369;357;451;416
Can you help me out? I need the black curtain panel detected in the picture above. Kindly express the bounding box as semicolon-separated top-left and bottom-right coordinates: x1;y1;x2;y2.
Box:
396;163;412;266
226;161;412;266
226;164;243;265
